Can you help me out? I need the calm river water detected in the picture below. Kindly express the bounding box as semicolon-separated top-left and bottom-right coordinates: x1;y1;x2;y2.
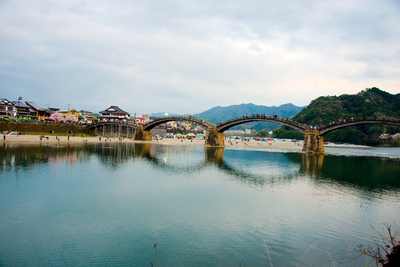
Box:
1;143;400;266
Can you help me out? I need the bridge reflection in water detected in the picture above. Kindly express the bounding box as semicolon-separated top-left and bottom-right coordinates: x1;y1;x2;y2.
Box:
301;153;324;175
1;143;322;180
87;116;400;153
93;143;326;186
2;143;399;191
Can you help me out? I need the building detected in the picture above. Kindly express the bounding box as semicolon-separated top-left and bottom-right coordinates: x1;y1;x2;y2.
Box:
142;113;150;122
0;99;16;118
25;101;53;120
58;109;79;121
12;101;31;118
136;118;146;125
99;106;130;121
78;110;94;124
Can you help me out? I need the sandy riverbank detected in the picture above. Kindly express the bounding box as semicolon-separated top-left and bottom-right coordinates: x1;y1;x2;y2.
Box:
1;134;305;148
1;134;370;149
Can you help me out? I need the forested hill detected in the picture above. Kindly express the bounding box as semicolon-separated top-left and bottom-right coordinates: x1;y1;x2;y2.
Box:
275;87;400;145
294;87;400;125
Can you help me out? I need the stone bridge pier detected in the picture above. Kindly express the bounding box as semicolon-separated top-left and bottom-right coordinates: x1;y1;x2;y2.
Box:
205;127;225;147
302;130;324;153
133;126;152;141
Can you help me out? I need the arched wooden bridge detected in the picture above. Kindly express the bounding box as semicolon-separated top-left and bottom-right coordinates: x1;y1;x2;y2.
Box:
88;116;400;153
217;115;306;133
87;122;137;138
143;116;215;130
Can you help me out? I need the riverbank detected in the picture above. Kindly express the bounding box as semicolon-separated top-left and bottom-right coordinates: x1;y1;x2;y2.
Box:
1;134;372;149
1;134;304;148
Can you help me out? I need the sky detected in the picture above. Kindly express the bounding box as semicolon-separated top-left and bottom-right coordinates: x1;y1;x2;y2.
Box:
1;0;400;116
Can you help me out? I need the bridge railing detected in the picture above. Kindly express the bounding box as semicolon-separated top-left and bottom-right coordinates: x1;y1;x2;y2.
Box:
148;116;216;127
88;115;400;131
217;114;303;127
90;120;137;126
316;116;400;130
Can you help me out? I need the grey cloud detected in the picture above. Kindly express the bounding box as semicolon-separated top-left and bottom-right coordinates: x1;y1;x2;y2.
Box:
1;0;399;115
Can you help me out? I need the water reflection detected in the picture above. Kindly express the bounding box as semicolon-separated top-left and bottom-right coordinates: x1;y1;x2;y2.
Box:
1;143;400;193
301;153;324;175
0;143;85;173
315;155;400;190
90;143;152;169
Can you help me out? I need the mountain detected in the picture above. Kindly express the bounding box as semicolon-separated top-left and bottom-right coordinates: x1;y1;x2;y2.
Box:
275;87;400;145
193;103;304;123
191;103;305;131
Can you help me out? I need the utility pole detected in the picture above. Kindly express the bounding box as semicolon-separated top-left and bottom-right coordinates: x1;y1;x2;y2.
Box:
18;97;22;118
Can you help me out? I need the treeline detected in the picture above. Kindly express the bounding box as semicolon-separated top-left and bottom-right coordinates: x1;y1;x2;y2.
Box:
272;126;304;140
272;88;400;145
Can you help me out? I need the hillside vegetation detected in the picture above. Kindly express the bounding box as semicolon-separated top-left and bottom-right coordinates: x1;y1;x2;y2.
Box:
275;88;400;145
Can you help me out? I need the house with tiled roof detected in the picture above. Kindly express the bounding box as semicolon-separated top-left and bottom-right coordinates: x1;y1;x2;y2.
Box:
25;101;53;120
0;99;16;118
12;100;31;118
99;106;130;121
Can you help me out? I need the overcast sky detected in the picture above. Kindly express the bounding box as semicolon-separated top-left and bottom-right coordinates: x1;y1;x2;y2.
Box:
1;0;399;115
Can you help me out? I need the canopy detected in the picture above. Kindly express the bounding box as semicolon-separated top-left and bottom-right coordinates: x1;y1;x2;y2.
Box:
186;133;195;136
174;133;182;136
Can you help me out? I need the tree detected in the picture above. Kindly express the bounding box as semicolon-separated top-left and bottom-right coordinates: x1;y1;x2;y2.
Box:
258;130;268;137
64;115;77;122
49;112;64;122
357;223;400;266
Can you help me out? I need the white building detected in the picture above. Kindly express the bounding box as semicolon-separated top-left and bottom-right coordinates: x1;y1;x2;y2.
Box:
0;99;16;117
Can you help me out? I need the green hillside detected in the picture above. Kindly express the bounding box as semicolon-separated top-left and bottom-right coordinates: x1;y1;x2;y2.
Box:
275;87;400;145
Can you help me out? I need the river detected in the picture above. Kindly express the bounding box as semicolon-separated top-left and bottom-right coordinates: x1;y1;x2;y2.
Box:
1;143;399;266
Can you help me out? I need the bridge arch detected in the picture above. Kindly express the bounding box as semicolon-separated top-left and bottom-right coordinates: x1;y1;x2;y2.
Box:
217;116;306;133
319;119;400;136
87;122;137;137
143;116;214;131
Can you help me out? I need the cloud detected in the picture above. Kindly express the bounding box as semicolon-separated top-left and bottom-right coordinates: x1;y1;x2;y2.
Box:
0;0;399;115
